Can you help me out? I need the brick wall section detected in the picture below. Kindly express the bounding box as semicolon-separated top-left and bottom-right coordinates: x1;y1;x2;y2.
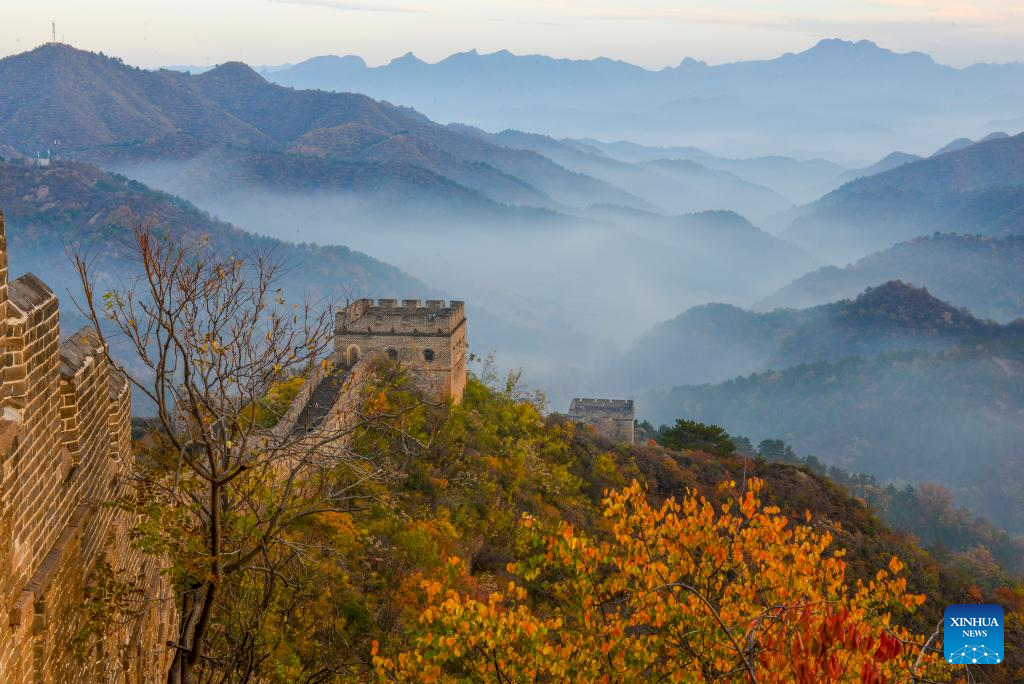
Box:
0;210;173;682
0;210;6;406
333;299;467;404
5;272;63;597
321;355;374;436
108;369;132;462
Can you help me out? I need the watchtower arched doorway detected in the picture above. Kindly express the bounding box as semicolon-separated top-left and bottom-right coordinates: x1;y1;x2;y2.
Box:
345;345;361;367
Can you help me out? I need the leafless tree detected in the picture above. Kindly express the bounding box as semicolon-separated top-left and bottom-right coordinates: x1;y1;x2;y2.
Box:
73;226;394;684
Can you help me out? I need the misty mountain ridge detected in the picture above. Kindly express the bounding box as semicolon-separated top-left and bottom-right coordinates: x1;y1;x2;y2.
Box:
0;157;425;303
634;279;1024;535
618;280;995;390
833;151;922;186
931;132;1009;157
461;127;827;214
760;233;1024;321
0;43;651;214
254;39;1024;159
782;132;1024;261
0;43;829;411
640;330;1024;532
573;137;852;203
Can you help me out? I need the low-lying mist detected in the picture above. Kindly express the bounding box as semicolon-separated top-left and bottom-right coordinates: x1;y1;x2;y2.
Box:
111;157;818;409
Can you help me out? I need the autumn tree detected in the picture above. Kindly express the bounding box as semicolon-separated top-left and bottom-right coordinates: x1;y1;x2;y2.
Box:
374;478;958;682
74;227;392;684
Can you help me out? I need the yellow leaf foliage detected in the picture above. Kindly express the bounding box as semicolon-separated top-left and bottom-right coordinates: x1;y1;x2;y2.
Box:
374;479;958;683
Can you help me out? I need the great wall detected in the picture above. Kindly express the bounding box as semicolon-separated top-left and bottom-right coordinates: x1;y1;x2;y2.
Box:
0;210;174;682
0;204;634;681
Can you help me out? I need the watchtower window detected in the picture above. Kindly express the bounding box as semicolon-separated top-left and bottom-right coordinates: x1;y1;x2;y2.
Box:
386;347;398;360
423;348;435;362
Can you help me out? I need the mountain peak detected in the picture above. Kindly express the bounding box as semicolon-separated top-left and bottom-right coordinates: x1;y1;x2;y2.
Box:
792;38;935;66
842;280;977;328
931;137;975;157
25;41;94;57
388;51;424;66
676;57;707;69
812;38;878;51
304;54;367;68
200;60;268;86
12;42;131;70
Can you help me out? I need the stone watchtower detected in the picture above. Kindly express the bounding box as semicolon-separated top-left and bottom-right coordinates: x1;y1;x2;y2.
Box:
333;299;467;403
568;398;635;444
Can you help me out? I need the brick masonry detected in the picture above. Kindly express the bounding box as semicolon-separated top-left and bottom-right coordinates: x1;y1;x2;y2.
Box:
0;209;173;683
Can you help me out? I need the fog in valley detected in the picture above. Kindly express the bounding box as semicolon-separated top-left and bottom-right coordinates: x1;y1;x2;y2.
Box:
108;155;822;409
2;38;1023;535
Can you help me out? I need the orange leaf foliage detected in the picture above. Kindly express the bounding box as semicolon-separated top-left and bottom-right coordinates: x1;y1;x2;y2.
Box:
374;478;959;682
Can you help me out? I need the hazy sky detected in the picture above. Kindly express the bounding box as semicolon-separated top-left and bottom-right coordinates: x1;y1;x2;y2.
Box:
2;0;1023;68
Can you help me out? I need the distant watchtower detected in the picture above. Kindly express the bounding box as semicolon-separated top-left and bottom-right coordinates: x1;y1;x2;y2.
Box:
568;398;635;444
333;299;467;403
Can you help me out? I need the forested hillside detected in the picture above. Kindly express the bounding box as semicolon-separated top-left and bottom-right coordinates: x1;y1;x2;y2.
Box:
619;281;997;388
761;233;1024;321
0;43;647;212
783;133;1024;261
0;158;424;306
641;340;1024;533
143;365;1023;681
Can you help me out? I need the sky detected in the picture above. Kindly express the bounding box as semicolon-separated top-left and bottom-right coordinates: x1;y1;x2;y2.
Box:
1;0;1023;69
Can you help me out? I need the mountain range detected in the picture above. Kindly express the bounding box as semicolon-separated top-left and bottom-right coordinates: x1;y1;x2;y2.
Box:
7;42;872;224
637;284;1024;532
0;43;648;214
252;39;1024;159
5;41;1024;436
780;133;1024;262
760;234;1024;321
618;280;995;390
575;138;848;204
0;157;423;307
0;43;833;410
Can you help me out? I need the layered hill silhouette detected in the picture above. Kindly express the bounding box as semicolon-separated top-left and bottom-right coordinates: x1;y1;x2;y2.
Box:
619;281;993;389
760;234;1024;321
0;158;424;309
579;208;816;301
578;138;848;203
259;39;1024;159
635;286;1024;531
0;44;647;213
783;133;1024;261
833;151;921;186
473;129;796;217
641;341;1024;533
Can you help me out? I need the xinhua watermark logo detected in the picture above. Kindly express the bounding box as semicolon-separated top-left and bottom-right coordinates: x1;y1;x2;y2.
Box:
944;604;1004;664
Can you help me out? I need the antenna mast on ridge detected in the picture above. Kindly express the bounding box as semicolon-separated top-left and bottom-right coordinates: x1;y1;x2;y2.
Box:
52;21;56;44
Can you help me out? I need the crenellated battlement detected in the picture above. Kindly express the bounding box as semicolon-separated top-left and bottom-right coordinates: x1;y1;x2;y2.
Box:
0;208;173;683
336;298;466;335
570;398;634;409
